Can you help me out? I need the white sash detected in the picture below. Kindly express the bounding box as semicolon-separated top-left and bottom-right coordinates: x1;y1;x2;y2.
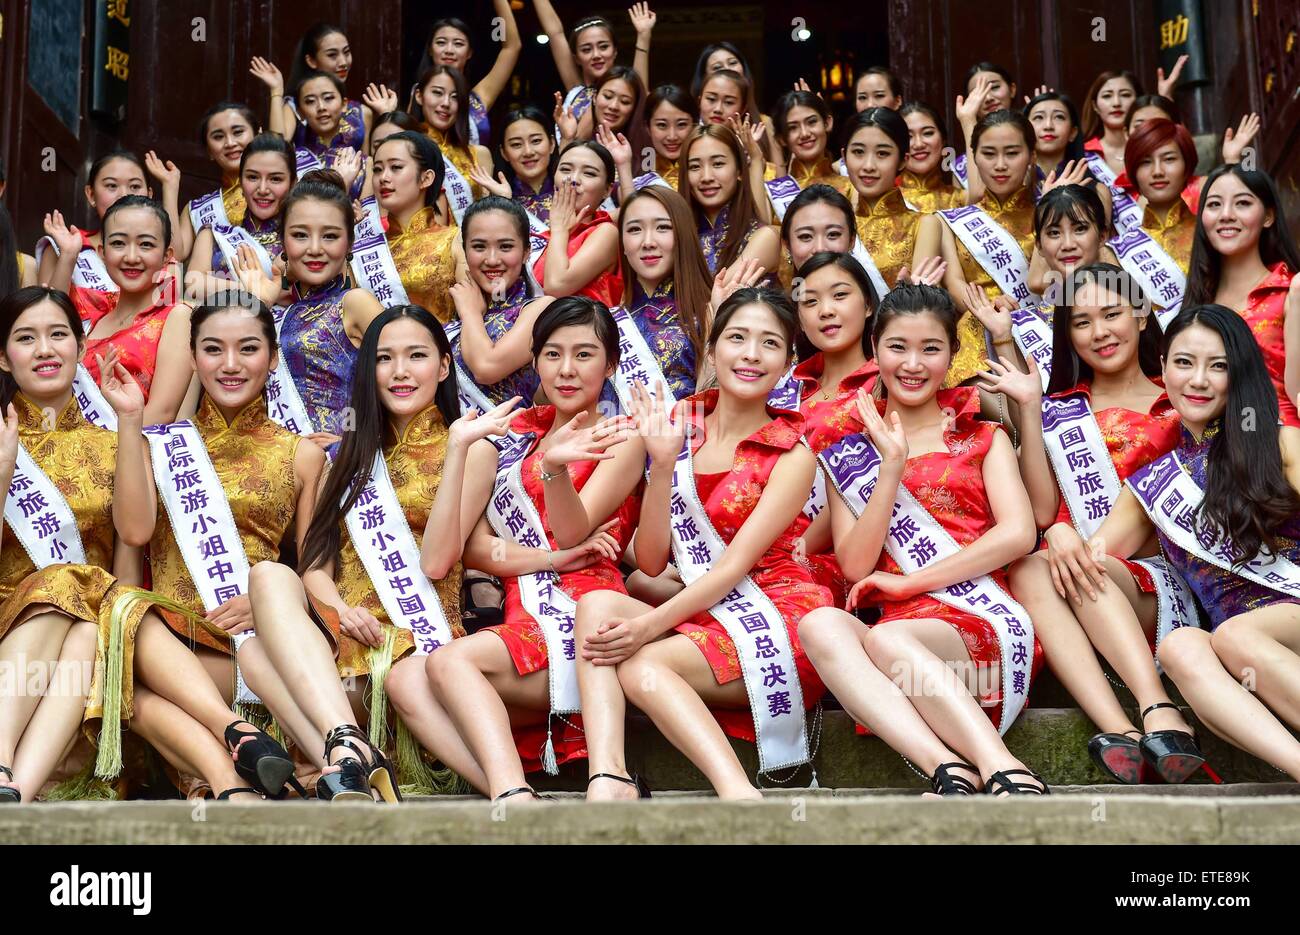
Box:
951;153;969;190
440;316;504;419
608;305;675;411
143;421;261;701
763;175;802;222
4;444;87;568
35;237;117;293
1108;225;1186;329
349;197;410;308
766;368;826;521
521;203;550;257
818;431;1034;731
1129;451;1300;602
210;225;275;278
440;156;474;226
938;204;1040;307
264;305;314;437
72;329;118;432
485;429;581;765
669;433;812;772
1040;393;1197;646
849;234;891;298
1082;150;1143;235
1007;304;1054;390
555;86;591;142
189;189;233;233
342;453;455;654
294;147;323;177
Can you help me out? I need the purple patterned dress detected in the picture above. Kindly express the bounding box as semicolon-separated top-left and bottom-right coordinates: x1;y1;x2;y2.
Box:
279;275;356;437
513;175;555;225
698;205;761;275
1154;420;1300;629
628;279;696;400
293;99;367;199
452;277;541;406
468;91;490;144
210;213;282;278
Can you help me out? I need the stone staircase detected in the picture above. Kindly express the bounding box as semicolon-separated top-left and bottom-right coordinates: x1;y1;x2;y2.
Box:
1;672;1297;844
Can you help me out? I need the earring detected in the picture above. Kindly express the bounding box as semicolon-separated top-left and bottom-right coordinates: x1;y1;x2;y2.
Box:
346;251;354;262
280;272;290;291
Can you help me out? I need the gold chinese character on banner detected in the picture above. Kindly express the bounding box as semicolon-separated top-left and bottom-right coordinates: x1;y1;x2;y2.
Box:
1159;14;1189;49
105;46;129;80
107;0;130;27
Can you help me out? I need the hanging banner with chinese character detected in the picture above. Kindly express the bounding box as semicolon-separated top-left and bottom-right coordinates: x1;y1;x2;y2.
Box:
669;431;813;774
1040;392;1197;651
341;452;455;655
92;0;132;122
818;430;1035;732
937;204;1042;308
4;444;87;568
1156;0;1207;85
142;421;262;701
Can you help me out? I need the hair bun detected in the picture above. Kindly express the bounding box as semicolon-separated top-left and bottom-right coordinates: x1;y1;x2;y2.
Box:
299;167;347;192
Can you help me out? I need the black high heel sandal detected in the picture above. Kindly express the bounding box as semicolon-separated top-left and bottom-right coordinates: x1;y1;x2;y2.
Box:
0;765;20;803
930;761;980;796
1088;730;1145;784
985;769;1050;796
208;787;262;801
494;786;542;802
1138;702;1220;784
224;720;307;799
318;724;403;803
316;725;374;802
588;772;652;799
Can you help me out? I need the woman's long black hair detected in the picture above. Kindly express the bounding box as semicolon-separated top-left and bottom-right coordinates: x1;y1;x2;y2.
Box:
1163;303;1300;565
299;305;461;573
0;202;21;300
1045;263;1163;395
1185;164;1300;306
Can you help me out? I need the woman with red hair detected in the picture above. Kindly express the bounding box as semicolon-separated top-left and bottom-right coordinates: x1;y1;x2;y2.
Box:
1124;118;1199;273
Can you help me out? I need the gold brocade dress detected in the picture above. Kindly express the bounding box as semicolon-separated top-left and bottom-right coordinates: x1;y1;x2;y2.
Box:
148;396;302;654
656;155;680;189
1140;199;1195;275
855;187;926;289
221;180;247;229
0;395;150;751
312;405;465;678
386;207;459;322
899;169;965;214
948;185;1036;386
426;126;484;200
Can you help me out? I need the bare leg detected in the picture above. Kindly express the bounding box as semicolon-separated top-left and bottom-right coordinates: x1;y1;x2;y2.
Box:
863;618;1042;791
0;609;72;771
129;684;257;799
425;631;551;799
799;607;978;787
1009;554;1140;735
7;620;97;798
228;637;322;763
386;655;489;793
1208;604;1300;730
134;612;241;740
625;570;684;607
618;633;757;801
1069;556;1188;734
247;562;363;767
1159;614;1300;780
575;590;649;801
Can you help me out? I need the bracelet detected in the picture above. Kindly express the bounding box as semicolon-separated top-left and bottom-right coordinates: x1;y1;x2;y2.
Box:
539;466;566;483
992;336;1015;346
636;46;650;53
546;553;559;576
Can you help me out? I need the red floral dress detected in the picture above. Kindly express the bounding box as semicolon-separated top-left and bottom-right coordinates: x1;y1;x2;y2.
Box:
531;211;624;308
796;353;880;603
484;405;642;771
1042;380;1181;603
1236;262;1298;428
854;387;1043;729
671;391;833;743
72;289;178;401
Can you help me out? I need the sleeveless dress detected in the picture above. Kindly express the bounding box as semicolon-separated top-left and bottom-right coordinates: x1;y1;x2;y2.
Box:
512;175;555;224
627;278;696;400
1233;262;1299;428
531;211;624;308
386;207;458;322
899;169;964;214
671;391;833;743
293;99;367;199
484;405;643;770
854;187;926;289
74;292;180;402
451;277;541;406
278;275;355;437
1153;420;1300;630
147;396;302;654
699;205;763;275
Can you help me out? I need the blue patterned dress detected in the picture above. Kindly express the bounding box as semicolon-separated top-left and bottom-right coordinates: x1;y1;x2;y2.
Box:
627;279;696;400
1155;420;1300;629
698;206;761;275
279;275;356;436
452;277;541;406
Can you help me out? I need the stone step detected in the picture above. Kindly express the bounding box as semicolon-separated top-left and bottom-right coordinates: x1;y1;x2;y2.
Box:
528;708;1289;793
5;787;1299;844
